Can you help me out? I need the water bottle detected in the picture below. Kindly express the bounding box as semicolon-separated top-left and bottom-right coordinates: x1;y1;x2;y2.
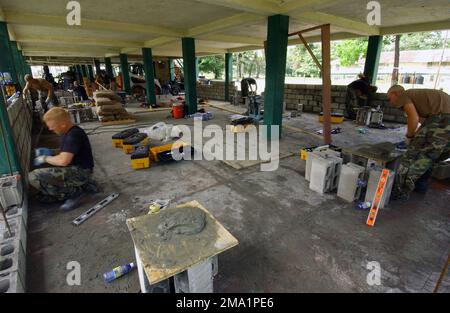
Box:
103;262;136;283
356;201;371;210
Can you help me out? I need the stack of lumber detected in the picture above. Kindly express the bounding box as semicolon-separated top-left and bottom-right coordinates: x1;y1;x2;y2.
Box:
93;91;132;123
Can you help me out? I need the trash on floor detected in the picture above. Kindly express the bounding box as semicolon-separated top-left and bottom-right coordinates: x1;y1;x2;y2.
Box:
316;127;342;135
104;262;136;283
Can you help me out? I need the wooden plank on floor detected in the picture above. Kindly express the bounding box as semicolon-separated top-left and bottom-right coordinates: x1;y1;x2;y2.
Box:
101;119;136;126
221;152;294;170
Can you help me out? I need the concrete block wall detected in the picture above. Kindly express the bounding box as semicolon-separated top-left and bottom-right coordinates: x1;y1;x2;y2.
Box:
7;97;33;177
0;270;24;293
283;84;407;123
196;81;237;101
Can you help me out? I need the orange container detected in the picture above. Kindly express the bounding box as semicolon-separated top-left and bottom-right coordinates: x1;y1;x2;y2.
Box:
172;104;185;119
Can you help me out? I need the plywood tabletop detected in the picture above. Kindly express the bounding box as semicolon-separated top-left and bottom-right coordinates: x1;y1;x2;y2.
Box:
126;200;238;285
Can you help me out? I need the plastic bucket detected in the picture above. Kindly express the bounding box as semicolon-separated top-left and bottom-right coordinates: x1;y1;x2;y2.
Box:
172;104;185;119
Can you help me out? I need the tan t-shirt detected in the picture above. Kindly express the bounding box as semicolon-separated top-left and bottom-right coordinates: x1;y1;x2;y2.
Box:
393;89;450;118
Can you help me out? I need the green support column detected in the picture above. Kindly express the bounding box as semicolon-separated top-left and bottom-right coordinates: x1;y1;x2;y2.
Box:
94;59;101;75
225;53;233;102
363;35;383;84
87;64;94;82
195;57;199;79
263;15;289;139
169;58;175;81
182;37;197;114
0;22;19;85
119;54;131;94
81;65;88;78
75;65;82;83
9;41;24;88
142;48;157;106
104;57;114;79
0;22;20;174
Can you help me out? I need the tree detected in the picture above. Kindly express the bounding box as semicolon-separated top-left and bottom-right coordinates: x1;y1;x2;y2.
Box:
383;31;450;51
198;55;225;79
286;43;322;77
391;35;401;85
334;38;368;66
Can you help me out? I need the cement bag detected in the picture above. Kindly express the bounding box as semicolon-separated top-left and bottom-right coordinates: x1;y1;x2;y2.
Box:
93;91;122;102
95;97;119;106
95;103;123;115
140;122;171;142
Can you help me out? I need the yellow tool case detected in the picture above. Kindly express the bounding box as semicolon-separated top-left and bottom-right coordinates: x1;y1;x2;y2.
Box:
150;141;189;162
130;145;150;169
122;133;149;154
112;128;139;148
319;112;344;124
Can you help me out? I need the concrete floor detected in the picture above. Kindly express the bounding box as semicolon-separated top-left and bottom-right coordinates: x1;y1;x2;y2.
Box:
26;101;450;293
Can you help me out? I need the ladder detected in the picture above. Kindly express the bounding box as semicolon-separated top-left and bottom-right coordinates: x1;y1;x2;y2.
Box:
366;169;390;227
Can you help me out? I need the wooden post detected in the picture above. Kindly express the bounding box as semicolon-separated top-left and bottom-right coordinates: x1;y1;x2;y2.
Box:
321;24;332;145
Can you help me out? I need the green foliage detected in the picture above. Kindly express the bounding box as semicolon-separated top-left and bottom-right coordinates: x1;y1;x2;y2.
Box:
333;38;368;66
234;51;265;78
198;55;224;79
286;44;322;78
382;31;450;51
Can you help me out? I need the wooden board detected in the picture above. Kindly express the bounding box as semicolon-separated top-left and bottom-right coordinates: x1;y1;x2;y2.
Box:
341;144;403;163
126;200;238;285
221;152;294;170
101;119;136;126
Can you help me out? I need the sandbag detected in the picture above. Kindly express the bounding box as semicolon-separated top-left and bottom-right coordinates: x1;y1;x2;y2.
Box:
95;103;123;114
93;91;122;102
95;97;120;106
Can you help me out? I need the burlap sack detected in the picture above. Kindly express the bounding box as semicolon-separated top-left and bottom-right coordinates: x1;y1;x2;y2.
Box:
93;91;122;102
95;103;123;115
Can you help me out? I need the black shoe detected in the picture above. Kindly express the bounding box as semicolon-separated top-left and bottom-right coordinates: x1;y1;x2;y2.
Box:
83;180;100;194
60;194;84;211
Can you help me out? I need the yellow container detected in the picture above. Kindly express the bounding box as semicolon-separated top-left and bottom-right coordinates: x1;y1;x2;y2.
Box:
112;139;123;148
300;147;315;160
131;157;150;169
319;113;344;124
150;141;187;162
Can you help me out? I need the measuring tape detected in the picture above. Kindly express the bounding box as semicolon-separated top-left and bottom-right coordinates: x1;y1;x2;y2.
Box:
366;169;390;227
72;193;119;226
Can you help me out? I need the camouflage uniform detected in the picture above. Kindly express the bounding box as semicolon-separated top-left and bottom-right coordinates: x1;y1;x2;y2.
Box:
393;114;450;197
28;166;92;202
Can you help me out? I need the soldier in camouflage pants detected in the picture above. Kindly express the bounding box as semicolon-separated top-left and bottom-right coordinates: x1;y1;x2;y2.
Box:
393;114;450;198
29;166;92;202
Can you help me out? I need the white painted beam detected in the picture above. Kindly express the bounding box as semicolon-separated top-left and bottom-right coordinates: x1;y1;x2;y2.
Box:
199;34;264;46
380;20;450;35
280;0;347;13
291;12;380;36
144;37;177;48
16;35;143;48
188;13;264;37
192;0;278;15
4;11;185;37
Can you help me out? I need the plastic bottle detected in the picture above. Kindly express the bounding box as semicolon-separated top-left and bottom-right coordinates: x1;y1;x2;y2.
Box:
103;262;136;283
356;201;371;210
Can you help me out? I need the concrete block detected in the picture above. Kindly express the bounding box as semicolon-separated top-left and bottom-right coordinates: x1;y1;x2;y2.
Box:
309;154;342;194
364;168;395;208
4;197;28;229
0;216;27;253
0;270;24;293
432;162;450;180
174;256;217;293
0;174;23;210
0;238;26;289
337;163;365;202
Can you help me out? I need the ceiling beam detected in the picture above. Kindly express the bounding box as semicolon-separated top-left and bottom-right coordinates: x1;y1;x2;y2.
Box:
226;32;363;53
4;11;185;37
280;0;345;13
16;35;142;48
291;12;380;36
192;0;279;15
380;20;450;35
199;34;264;46
23;51;109;58
0;6;4;21
144;37;177;48
188;13;264;37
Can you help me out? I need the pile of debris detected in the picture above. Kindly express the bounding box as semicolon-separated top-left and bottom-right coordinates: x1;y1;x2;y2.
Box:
93;91;132;122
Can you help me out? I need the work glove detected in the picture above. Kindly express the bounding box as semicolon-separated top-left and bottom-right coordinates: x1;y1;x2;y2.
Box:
35;147;53;157
33;155;48;166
